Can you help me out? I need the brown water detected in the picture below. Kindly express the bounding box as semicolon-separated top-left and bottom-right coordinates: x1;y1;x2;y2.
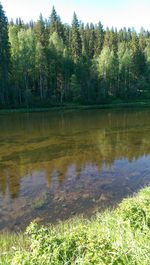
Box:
0;108;150;231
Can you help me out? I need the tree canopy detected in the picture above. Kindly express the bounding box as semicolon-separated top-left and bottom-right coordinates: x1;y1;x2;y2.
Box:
1;3;150;108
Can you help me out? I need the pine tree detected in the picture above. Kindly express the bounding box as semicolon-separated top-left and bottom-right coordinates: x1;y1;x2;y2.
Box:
130;32;146;96
139;28;146;52
49;6;63;39
80;23;87;56
94;21;104;56
0;4;149;108
131;32;145;77
9;24;20;104
103;27;110;48
88;23;95;58
34;14;48;100
70;12;82;63
0;2;10;105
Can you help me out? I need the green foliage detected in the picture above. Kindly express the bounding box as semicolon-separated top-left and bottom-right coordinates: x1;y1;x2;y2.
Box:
70;12;82;63
0;2;10;106
70;74;81;103
94;22;104;56
116;187;150;229
49;6;63;39
0;233;28;265
49;32;64;52
1;3;150;108
0;186;148;265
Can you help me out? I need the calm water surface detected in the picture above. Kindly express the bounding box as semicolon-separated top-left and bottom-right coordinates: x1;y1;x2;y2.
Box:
0;108;150;231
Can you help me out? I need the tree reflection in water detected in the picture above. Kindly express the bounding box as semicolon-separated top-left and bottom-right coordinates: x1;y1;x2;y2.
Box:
0;109;150;230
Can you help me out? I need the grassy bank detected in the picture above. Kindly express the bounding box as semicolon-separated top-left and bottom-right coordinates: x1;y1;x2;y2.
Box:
1;100;150;114
0;233;28;265
1;186;150;264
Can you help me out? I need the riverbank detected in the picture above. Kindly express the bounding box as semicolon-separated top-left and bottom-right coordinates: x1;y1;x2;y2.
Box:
1;100;150;114
1;186;150;264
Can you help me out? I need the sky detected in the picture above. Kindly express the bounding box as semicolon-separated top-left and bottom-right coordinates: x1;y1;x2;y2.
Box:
1;0;150;32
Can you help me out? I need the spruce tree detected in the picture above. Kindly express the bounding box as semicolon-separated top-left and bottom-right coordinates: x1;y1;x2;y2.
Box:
131;32;145;77
70;12;81;63
34;14;48;100
49;6;63;39
94;21;104;56
130;32;146;97
88;23;95;58
0;2;10;105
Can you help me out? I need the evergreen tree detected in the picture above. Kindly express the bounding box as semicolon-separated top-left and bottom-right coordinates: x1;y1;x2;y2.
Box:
70;12;82;63
49;6;63;39
139;29;146;52
80;23;87;56
9;24;21;104
0;2;10;105
104;27;110;48
131;32;146;80
88;23;95;58
70;74;81;102
0;5;150;108
118;43;132;98
34;14;48;100
94;21;104;56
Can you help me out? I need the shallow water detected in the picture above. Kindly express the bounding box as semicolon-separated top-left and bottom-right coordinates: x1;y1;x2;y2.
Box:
0;108;150;231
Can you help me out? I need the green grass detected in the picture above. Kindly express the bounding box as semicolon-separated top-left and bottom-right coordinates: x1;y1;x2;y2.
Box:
1;186;150;264
0;233;28;265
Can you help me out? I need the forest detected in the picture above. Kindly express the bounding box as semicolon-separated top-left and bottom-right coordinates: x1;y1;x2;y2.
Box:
1;3;150;108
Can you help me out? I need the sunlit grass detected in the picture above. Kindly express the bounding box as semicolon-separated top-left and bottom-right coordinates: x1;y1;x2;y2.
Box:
0;233;28;265
1;186;150;264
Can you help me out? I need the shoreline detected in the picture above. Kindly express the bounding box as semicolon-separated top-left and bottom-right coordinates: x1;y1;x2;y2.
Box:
1;101;150;114
1;185;150;264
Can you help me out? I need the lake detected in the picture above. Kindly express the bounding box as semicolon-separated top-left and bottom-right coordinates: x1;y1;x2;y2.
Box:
0;108;150;231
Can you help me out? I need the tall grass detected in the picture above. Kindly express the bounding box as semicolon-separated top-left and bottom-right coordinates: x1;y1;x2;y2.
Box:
0;233;28;265
1;186;150;264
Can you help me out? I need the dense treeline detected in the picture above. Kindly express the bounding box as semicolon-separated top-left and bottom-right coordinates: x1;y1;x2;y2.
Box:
1;3;150;108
